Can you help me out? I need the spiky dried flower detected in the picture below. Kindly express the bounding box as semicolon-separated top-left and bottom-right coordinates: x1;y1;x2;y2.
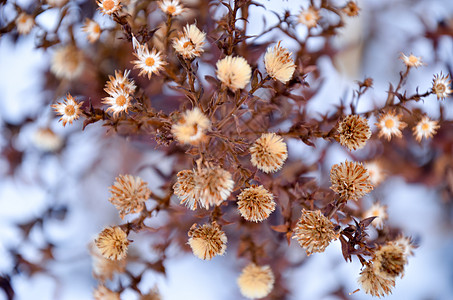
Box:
32;127;63;152
173;24;206;59
15;12;34;35
173;169;198;210
216;56;252;91
342;1;360;17
188;222;227;260
364;161;385;187
372;242;407;279
292;209;339;256
158;0;184;16
412;116;440;142
132;36;167;79
358;265;395;298
363;202;388;229
94;285;121;300
106;69;136;94
102;87;132;118
171;107;211;145
376;111;407;141
195;166;234;209
250;133;288;173
95;226;129;260
108;174;151;219
431;72;452;100
264;41;296;83
237;263;275;299
51;45;85;80
82;19;102;43
51;94;84;127
330;160;374;201
400;53;424;68
237;185;276;222
91;244;126;282
338;115;371;150
97;0;121;15
298;7;320;28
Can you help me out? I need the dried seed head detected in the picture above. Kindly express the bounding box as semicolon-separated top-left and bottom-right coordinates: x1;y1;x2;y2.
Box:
51;45;85;80
338;115;371;151
132;36;167;79
158;0;184;16
394;236;416;257
91;244;126;282
15;12;34;35
298;7;320;28
51;94;84;127
412;116;440;142
330;160;373;201
97;0;121;15
82;18;102;43
342;1;360;17
171;108;211;145
93;285;121;300
216;55;252;91
95;226;129;260
250;133;288;173
358;265;395;298
188;222;227;260
108;174;151;219
400;53;424;68
32;127;63;152
237;263;275;299
173;24;206;59
264;41;296;83
237;185;276;222
431;72;452;100
376;111;407;141
102;87;132;118
363;202;388;229
173;169;198;210
195;166;234;209
292;209;339;256
364;161;385;187
372;242;407;279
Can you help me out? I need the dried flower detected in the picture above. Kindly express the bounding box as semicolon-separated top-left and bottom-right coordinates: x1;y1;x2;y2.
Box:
95;226;129;260
237;185;275;222
158;0;184;16
237;263;275;299
82;19;102;43
363;202;388;229
195;166;234;209
173;24;206;59
372;242;407;279
400;53;424;68
342;1;360;17
91;244;126;282
32;127;63;152
173;169;198;210
102;87;132;118
94;285;121;300
412;116;440;142
108;174;151;219
376;111;407;141
364;161;385;187
51;94;84;127
216;56;252;91
338;115;371;151
250;133;288;173
264;41;296;83
97;0;121;15
51;45;85;80
188;222;227;260
394;236;416;257
292;209;339;256
15;12;34;35
358;265;395;298
431;72;452;100
298;7;320;28
171;108;211;145
106;69;136;94
132;36;167;79
330;160;373;201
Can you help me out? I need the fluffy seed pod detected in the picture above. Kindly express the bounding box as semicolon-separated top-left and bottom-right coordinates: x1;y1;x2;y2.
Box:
188;222;227;260
358;265;395;298
237;263;275;299
237;185;276;222
95;226;129;260
372;242;407;279
330;160;373;201
250;133;288;173
338;115;371;151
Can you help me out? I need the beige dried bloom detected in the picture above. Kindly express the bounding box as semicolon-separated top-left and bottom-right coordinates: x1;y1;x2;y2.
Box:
132;36;167;79
298;7;320;28
216;56;252;91
195;166;234;209
94;285;121;300
32;127;63;152
237;185;275;222
364;161;385;187
188;222;227;260
158;0;184;16
432;72;452;100
102;87;132;118
108;174;151;219
363;202;388;229
15;12;34;35
330;160;373;201
95;226;129;260
264;41;296;83
400;53;424;68
376;111;407;141
237;263;275;299
292;209;339;256
373;242;407;279
250;133;288;173
394;236;416;257
82;19;102;43
97;0;121;15
173;24;206;59
173;169;198;210
358;265;395;298
171;108;211;145
412;116;440;142
338;115;371;150
342;1;360;17
91;244;126;282
51;45;85;80
106;69;136;94
51;94;84;127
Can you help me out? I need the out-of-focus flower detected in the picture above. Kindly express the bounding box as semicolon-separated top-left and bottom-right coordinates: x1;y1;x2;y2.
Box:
91;244;126;282
338;115;371;151
171;108;211;145
364;161;385;187
173;169;198;210
94;285;121;300
330;160;373;201
47;0;68;7
95;226;129;260
342;1;360;17
376;111;407;141
140;288;161;300
394;236;416;257
363;202;388;229
51;94;84;127
51;45;85;80
237;185;275;222
15;12;34;35
237;263;275;299
358;265;395;298
188;222;227;260
431;72;452;100
264;41;296;83
292;209;339;255
97;0;121;15
412;116;439;142
400;53;424;68
82;19;102;43
216;56;252;91
158;0;184;16
32;127;63;152
195;166;234;209
173;24;206;59
132;36;166;79
298;7;320;28
250;133;288;173
373;242;407;279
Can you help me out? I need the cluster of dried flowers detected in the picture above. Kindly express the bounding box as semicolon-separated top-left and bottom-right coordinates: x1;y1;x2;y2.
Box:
2;0;453;299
